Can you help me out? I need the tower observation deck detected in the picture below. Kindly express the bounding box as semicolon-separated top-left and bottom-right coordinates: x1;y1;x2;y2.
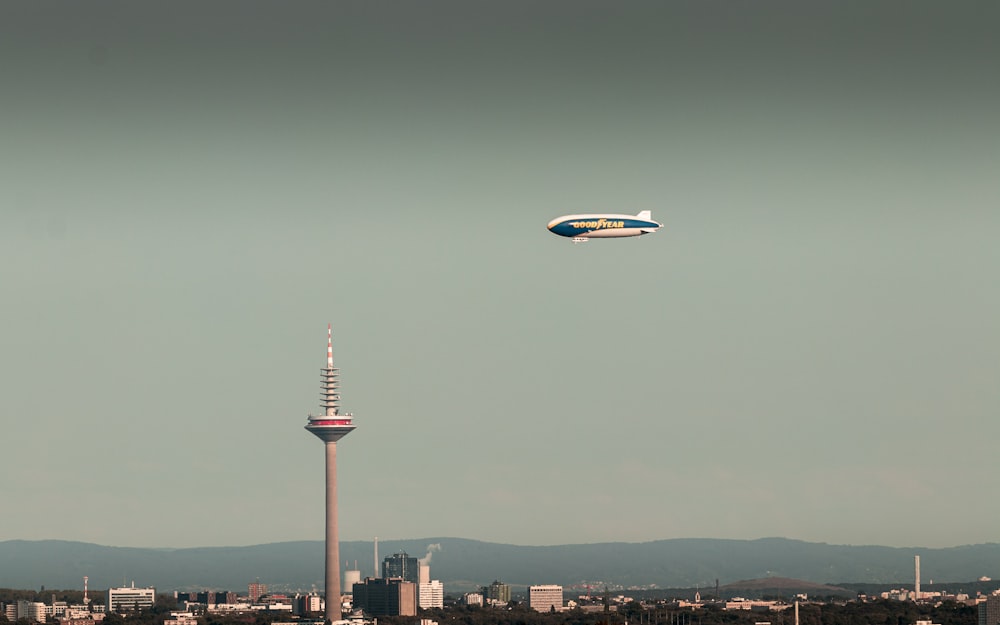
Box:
305;324;355;621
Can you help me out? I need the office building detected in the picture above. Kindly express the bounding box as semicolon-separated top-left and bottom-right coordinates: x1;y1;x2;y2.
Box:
980;595;1000;625
528;585;563;612
486;581;511;605
353;578;416;617
106;586;155;613
383;552;419;582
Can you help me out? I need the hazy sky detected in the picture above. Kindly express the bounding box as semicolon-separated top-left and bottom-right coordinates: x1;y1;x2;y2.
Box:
2;1;998;550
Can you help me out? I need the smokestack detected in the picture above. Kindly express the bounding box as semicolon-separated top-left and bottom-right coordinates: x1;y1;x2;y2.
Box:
374;537;379;578
915;555;921;599
795;600;799;625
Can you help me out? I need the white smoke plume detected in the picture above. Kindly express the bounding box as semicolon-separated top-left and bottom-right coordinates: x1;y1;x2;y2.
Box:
420;543;442;564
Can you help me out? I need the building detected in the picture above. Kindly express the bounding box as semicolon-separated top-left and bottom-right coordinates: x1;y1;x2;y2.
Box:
528;585;563;612
249;583;268;603
15;601;48;623
164;613;198;625
197;592;236;605
383;552;419;582
59;618;104;625
52;601;69;617
304;324;357;622
418;581;444;609
980;595;1000;625
106;586;155;613
353;578;416;617
486;581;511;605
294;594;323;615
463;593;483;607
723;600;788;611
60;606;98;621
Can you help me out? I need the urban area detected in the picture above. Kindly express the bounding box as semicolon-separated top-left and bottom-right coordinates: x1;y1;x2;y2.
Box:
2;550;1000;625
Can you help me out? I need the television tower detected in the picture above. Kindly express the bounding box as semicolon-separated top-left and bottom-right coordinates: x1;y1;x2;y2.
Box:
305;324;356;622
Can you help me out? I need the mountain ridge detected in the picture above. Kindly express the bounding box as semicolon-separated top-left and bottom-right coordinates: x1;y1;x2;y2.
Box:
2;537;998;594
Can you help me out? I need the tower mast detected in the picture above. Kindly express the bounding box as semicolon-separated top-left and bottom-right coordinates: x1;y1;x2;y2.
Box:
305;324;356;622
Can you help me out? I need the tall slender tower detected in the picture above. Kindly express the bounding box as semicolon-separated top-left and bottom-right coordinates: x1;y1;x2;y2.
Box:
305;324;356;622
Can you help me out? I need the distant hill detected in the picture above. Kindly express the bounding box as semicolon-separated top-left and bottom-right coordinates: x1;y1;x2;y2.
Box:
719;576;851;597
1;538;999;594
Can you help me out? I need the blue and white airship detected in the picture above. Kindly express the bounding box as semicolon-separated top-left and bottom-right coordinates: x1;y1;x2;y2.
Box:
547;210;662;242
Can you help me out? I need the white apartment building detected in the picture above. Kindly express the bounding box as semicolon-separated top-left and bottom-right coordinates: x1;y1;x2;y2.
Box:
528;585;563;613
16;601;48;622
418;581;444;609
106;585;156;613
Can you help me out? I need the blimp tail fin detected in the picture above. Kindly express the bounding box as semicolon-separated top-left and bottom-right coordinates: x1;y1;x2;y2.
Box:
636;210;652;221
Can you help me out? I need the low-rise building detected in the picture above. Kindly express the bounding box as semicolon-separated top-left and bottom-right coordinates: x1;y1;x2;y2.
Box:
164;613;198;625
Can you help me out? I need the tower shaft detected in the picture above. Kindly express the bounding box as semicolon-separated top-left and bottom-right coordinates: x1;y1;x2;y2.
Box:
325;441;340;622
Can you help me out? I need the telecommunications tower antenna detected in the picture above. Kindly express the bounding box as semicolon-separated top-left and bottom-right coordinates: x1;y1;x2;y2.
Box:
304;323;356;622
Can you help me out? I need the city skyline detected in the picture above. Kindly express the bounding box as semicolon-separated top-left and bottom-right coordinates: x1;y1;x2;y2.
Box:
2;1;999;550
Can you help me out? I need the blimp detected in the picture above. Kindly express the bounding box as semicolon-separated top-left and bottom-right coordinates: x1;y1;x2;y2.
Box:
547;210;662;242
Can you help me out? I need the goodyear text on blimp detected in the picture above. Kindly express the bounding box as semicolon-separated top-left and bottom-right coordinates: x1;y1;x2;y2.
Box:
569;218;625;230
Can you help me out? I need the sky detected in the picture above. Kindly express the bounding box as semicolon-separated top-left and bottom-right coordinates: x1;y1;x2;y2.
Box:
1;1;998;551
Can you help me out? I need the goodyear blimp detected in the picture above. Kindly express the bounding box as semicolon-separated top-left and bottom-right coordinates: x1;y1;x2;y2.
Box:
547;210;662;242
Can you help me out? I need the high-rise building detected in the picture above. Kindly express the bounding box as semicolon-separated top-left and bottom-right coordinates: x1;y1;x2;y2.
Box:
106;585;156;613
352;578;416;617
305;324;357;622
418;581;444;609
528;585;563;613
249;583;267;603
486;581;511;605
383;552;419;582
980;595;1000;625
